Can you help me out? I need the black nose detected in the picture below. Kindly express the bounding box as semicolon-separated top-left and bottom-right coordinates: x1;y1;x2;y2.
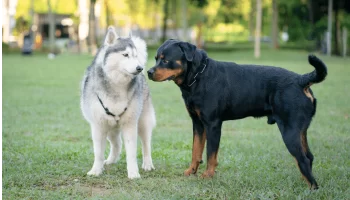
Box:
147;68;154;79
136;66;143;72
147;68;154;75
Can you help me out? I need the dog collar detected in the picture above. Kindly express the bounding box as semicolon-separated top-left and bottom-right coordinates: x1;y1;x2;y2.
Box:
188;58;209;87
97;95;116;117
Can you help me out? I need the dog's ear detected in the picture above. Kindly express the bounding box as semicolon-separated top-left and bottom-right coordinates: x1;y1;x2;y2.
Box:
178;42;197;62
104;26;119;45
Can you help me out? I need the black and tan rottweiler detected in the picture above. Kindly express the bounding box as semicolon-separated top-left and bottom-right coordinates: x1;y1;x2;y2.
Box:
147;39;327;189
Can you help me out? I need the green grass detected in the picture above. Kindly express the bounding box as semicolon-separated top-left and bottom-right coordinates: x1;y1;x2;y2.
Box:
2;49;350;199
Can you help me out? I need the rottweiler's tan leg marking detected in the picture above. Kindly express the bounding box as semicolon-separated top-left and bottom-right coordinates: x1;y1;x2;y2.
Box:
201;151;218;178
184;130;206;176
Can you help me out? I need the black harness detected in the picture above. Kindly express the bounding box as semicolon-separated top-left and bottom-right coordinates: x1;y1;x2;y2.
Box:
97;95;117;117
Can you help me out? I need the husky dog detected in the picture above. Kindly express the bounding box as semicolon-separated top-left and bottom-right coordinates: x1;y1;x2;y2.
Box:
80;27;156;179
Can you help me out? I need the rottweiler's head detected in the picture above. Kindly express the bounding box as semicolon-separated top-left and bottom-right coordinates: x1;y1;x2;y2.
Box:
147;39;197;85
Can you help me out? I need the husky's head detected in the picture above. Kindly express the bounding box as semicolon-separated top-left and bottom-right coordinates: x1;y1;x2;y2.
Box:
96;27;147;80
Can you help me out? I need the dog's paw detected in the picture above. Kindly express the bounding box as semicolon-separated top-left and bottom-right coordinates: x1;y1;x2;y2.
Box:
200;170;215;178
87;167;104;176
128;171;141;179
142;162;155;171
184;167;196;176
104;159;117;165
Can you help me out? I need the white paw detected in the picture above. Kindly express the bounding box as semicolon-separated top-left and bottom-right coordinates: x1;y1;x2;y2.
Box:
87;167;103;176
128;171;141;179
142;162;155;171
104;159;117;165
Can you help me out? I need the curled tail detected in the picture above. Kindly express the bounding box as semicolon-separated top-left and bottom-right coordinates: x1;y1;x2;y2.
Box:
299;55;328;87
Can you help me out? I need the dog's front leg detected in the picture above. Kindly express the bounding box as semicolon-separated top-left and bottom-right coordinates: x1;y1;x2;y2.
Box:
201;120;223;178
184;116;206;176
122;124;140;179
87;124;107;176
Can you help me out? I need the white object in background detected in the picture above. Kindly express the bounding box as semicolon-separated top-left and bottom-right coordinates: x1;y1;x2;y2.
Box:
281;32;289;42
48;53;55;59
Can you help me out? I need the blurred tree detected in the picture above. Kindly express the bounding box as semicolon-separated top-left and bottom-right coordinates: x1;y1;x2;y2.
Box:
255;0;262;58
189;0;208;48
88;0;97;54
327;0;332;56
104;0;111;31
47;0;55;53
162;0;170;42
181;0;188;41
271;0;278;49
249;0;256;38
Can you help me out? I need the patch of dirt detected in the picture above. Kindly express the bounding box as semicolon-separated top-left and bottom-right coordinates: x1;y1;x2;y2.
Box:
78;184;112;196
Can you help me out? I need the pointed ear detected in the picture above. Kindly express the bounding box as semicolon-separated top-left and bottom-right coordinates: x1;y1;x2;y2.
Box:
104;26;119;45
178;42;197;62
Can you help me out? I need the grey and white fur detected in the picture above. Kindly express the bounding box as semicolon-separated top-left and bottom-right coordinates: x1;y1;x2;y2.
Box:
80;27;156;179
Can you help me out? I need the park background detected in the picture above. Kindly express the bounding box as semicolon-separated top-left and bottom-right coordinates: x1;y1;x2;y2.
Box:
2;0;350;199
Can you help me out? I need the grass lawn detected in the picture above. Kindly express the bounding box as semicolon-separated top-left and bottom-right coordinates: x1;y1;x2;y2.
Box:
2;49;350;199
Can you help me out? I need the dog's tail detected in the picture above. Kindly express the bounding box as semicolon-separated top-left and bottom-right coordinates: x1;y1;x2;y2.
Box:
299;55;328;87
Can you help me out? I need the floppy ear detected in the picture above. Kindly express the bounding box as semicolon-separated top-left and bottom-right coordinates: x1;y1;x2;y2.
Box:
104;26;119;45
178;42;197;62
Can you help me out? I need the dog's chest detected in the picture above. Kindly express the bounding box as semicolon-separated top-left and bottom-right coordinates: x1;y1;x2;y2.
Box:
94;94;129;126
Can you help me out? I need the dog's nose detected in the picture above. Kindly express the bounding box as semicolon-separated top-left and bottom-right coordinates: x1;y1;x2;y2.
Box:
147;68;154;80
147;68;154;75
136;66;143;72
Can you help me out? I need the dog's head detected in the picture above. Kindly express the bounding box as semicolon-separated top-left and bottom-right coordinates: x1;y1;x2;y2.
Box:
97;27;147;79
147;39;199;85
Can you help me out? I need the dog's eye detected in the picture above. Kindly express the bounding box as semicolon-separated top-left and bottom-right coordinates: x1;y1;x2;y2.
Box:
122;53;129;57
154;56;157;60
163;60;169;64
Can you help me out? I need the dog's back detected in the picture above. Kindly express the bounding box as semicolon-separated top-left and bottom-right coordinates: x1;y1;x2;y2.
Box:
202;57;326;120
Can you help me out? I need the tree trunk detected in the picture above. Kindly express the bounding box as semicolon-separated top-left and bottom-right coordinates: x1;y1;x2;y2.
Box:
271;0;278;49
254;0;262;58
30;0;35;46
89;0;97;55
47;0;55;53
327;0;332;56
105;0;110;32
196;22;203;49
181;0;188;41
162;0;169;42
334;2;340;56
342;27;348;57
249;0;256;38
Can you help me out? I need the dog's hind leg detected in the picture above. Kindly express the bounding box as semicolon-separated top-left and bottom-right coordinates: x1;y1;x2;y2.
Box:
278;121;318;190
138;104;155;171
301;129;314;171
104;129;122;165
87;124;107;176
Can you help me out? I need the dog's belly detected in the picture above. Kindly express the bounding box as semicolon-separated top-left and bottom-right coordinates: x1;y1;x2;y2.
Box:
221;108;271;121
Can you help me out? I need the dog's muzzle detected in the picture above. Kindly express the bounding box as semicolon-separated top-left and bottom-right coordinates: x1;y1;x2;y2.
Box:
147;68;155;80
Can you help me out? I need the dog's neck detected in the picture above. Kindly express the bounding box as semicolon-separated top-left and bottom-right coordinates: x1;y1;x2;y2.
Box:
94;65;137;96
175;50;208;91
